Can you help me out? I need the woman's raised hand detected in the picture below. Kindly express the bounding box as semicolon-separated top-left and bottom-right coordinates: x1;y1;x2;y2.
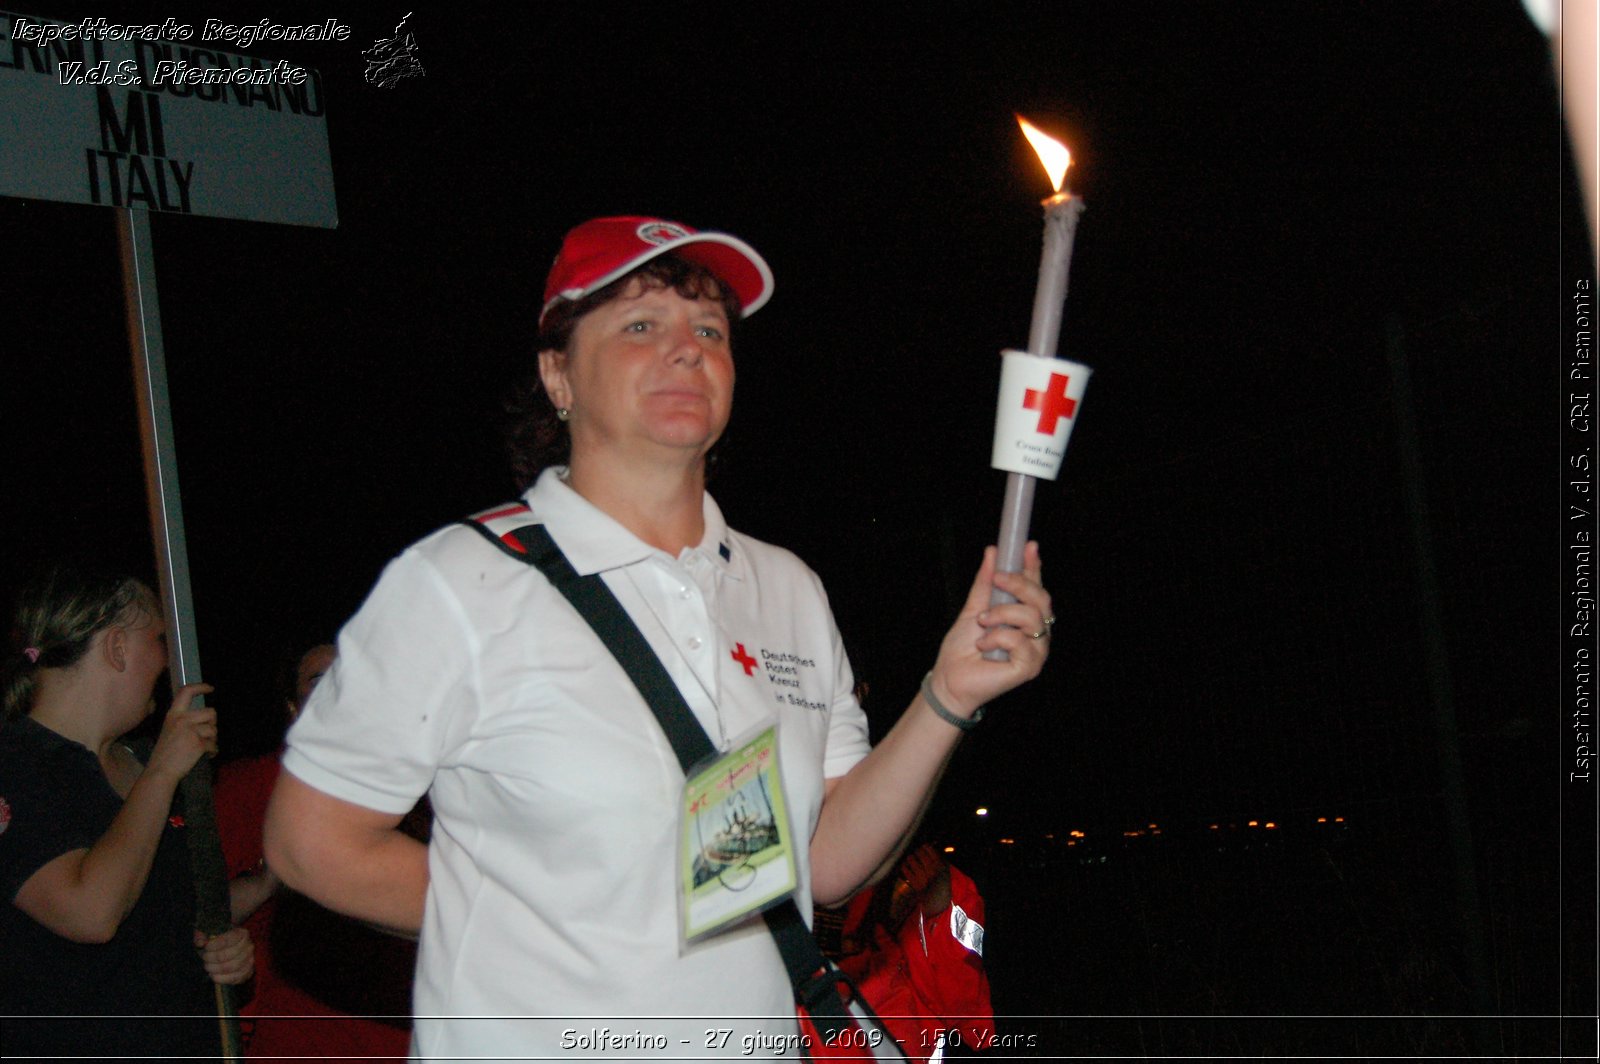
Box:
926;543;1053;720
146;683;217;783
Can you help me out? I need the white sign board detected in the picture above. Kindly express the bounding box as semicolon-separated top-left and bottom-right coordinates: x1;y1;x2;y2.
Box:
0;12;337;227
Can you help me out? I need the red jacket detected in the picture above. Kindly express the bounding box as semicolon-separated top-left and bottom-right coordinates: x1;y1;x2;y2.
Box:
835;863;994;1061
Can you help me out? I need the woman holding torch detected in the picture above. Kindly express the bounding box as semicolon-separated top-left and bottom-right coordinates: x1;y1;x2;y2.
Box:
266;216;1053;1059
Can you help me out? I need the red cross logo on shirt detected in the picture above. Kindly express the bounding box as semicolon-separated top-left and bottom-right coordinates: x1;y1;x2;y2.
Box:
731;643;758;676
1023;373;1077;434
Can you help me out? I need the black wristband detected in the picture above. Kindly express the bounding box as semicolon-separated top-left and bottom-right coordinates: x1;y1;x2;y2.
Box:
921;671;984;732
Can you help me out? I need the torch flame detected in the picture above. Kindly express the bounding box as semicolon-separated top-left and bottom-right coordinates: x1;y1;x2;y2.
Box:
1016;114;1072;192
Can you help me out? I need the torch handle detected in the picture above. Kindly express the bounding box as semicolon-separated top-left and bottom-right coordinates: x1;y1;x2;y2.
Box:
991;472;1036;602
985;194;1084;660
983;471;1034;660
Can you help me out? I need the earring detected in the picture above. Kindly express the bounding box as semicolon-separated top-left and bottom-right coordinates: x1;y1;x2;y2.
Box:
556;407;570;422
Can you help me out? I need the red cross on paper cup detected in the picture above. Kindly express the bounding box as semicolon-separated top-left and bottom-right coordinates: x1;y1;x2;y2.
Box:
990;350;1092;481
1024;373;1078;433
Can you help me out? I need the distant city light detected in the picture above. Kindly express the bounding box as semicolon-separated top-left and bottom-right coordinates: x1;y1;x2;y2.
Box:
1069;830;1085;838
975;807;989;817
943;846;956;854
1248;820;1260;827
999;838;1015;845
1265;822;1278;830
1317;817;1328;823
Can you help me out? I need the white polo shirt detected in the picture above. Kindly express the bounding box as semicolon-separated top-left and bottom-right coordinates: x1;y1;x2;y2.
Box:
283;469;873;1059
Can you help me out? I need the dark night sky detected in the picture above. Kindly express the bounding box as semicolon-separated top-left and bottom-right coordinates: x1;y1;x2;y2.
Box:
2;0;1594;1031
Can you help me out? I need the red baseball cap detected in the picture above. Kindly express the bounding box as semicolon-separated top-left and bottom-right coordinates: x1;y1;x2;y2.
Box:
539;216;774;326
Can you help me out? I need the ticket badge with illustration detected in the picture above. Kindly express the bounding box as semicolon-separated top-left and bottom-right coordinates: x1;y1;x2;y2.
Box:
678;724;797;946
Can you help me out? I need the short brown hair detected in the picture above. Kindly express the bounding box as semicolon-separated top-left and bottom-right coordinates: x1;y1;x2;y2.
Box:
503;254;742;490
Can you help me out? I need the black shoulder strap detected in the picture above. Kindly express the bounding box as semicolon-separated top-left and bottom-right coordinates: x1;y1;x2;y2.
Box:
458;510;853;1035
507;520;716;771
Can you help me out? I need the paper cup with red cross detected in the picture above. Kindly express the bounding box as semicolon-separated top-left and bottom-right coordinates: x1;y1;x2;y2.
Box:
991;350;1092;480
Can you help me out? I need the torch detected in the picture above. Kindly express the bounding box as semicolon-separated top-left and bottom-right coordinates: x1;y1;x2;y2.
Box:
987;116;1091;656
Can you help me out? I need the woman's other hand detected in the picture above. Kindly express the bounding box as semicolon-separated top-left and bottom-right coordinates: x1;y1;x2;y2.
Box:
195;927;255;985
146;683;216;784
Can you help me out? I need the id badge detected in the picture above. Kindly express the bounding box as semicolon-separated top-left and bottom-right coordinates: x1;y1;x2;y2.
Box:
678;724;798;945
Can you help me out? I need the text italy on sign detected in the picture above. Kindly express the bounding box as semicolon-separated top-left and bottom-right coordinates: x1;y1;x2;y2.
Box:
0;13;337;228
